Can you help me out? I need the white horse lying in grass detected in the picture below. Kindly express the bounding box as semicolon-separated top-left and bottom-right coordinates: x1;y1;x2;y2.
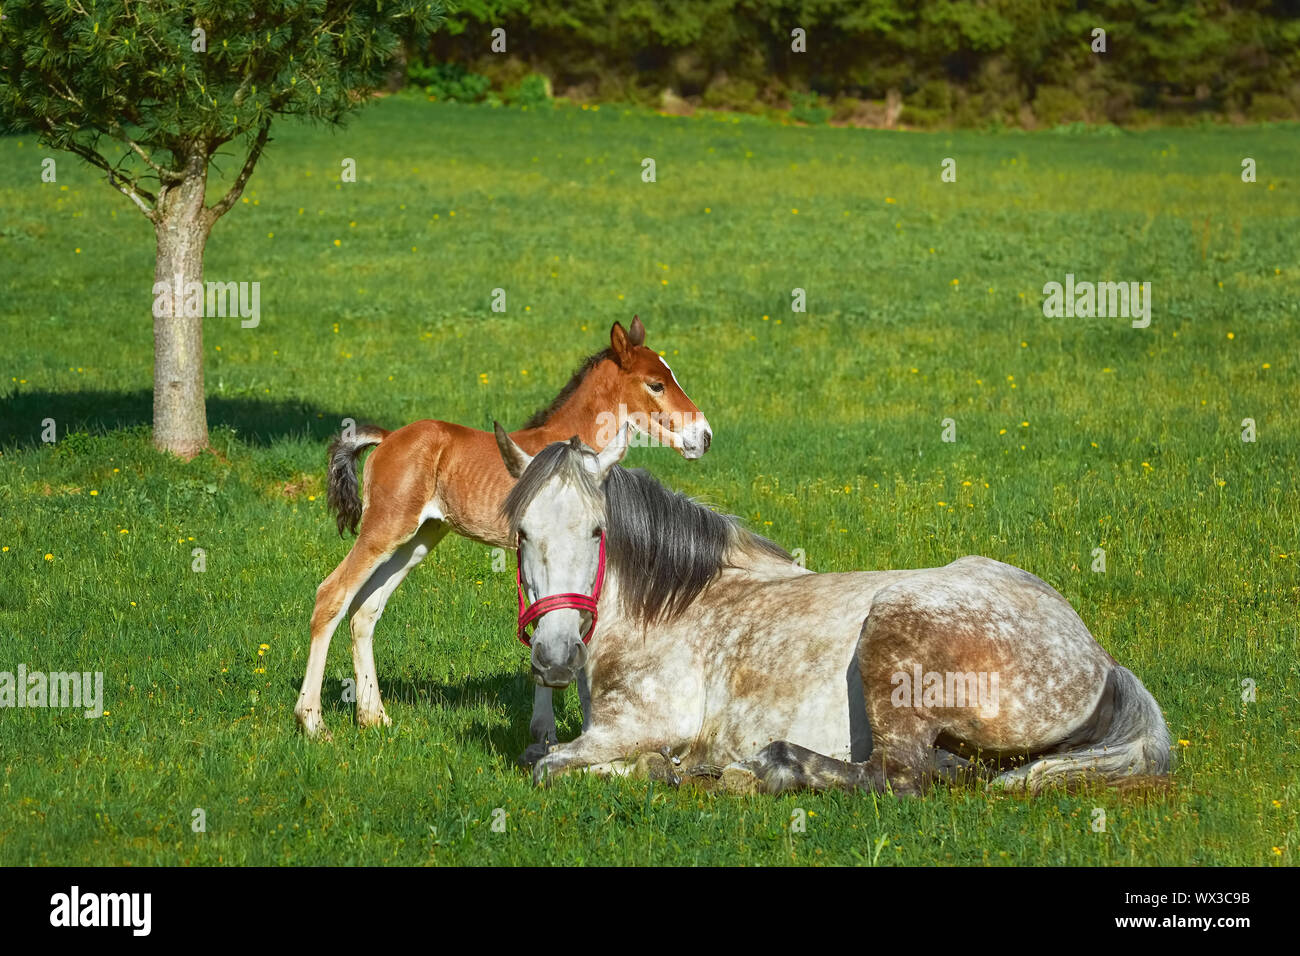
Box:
495;424;1173;796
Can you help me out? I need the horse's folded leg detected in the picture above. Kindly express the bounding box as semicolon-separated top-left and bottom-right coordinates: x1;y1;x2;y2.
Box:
632;751;681;786
532;752;567;787
517;741;552;768
932;748;991;787
727;741;879;795
719;761;761;795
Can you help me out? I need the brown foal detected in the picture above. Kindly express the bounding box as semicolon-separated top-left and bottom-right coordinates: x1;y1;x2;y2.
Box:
295;318;712;745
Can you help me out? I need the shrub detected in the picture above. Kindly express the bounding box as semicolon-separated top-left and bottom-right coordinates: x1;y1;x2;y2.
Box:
506;73;552;108
409;62;490;103
1033;85;1088;126
789;91;831;125
702;76;760;113
899;104;946;129
1247;92;1296;122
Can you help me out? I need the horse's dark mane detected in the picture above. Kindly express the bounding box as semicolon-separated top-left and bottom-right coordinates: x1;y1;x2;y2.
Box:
502;442;790;625
605;466;791;623
520;349;615;430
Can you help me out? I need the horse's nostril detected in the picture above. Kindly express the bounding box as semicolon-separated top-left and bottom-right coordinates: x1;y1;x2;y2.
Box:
702;430;712;451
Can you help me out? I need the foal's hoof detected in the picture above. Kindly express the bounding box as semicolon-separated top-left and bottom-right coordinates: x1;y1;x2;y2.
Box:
295;711;333;742
517;742;551;768
356;709;392;730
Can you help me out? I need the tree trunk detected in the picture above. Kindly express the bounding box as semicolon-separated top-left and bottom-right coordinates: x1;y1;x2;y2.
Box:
152;148;211;459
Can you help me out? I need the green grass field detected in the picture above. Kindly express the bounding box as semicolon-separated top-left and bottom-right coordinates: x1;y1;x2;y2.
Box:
1;96;1297;865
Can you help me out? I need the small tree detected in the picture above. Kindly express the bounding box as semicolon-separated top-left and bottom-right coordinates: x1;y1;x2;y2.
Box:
0;1;442;457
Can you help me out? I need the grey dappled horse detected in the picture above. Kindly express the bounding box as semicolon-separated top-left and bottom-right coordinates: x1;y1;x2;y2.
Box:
496;424;1172;795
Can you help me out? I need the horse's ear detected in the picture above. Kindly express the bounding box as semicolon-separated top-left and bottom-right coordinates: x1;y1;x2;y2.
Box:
494;421;533;479
610;320;633;366
627;314;646;347
595;421;632;479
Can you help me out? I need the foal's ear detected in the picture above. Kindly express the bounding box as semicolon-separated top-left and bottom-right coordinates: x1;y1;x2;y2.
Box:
594;421;632;479
627;314;646;347
494;421;534;479
610;320;634;365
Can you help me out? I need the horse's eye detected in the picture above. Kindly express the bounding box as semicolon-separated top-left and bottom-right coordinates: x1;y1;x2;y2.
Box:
648;382;665;394
516;530;526;544
592;527;603;538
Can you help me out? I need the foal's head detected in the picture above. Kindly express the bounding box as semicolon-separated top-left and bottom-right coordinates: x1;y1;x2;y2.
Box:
601;317;712;459
496;422;631;688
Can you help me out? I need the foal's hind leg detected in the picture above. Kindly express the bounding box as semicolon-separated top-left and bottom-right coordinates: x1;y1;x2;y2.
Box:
296;509;429;737
348;520;450;728
297;538;396;738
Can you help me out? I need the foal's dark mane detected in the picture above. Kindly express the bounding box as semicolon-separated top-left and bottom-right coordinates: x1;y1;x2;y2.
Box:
503;442;791;624
520;349;615;430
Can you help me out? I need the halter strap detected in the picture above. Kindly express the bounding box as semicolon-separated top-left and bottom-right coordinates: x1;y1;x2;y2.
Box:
516;532;606;647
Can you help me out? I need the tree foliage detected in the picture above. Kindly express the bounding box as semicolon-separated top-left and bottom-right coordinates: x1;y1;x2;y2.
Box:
0;0;443;213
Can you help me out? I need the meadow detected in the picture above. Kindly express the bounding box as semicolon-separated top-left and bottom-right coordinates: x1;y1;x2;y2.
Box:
0;96;1296;865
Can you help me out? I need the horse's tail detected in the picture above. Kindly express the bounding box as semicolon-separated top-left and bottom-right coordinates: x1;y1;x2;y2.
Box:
326;424;389;536
993;665;1173;793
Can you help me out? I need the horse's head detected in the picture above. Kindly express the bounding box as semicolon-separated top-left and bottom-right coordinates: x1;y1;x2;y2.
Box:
602;316;712;460
495;421;630;688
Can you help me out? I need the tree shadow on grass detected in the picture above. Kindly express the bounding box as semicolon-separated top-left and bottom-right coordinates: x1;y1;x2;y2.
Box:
0;388;364;451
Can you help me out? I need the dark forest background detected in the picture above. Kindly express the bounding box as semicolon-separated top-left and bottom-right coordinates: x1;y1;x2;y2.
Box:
412;0;1300;126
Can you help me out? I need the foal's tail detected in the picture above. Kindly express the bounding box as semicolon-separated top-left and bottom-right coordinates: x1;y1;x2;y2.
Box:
326;424;389;536
993;666;1173;793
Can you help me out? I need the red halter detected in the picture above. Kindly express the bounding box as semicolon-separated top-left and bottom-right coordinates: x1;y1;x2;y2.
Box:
516;532;607;647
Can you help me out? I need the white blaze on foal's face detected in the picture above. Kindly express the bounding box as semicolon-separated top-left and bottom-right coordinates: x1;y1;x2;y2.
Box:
649;355;712;459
